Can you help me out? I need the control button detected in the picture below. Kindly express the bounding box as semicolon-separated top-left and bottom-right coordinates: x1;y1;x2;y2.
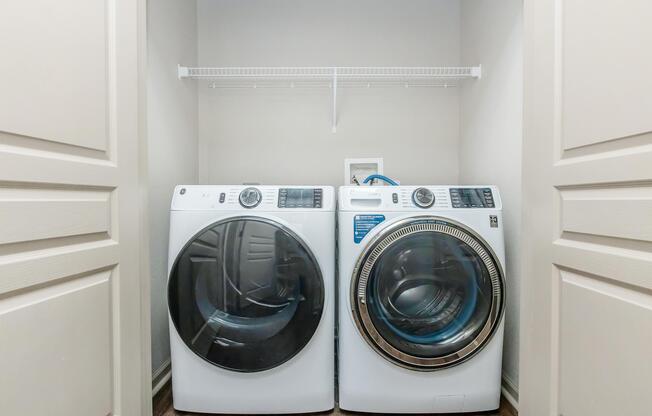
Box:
392;193;399;204
277;189;287;208
412;187;435;208
219;193;226;203
239;187;262;208
313;188;322;209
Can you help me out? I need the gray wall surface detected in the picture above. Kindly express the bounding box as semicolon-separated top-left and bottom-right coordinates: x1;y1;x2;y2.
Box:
196;0;462;186
460;0;523;401
147;0;198;378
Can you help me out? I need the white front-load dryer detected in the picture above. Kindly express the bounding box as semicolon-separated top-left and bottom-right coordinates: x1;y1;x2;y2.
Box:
338;185;506;413
168;185;334;414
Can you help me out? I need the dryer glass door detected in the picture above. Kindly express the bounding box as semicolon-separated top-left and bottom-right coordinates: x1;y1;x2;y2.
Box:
168;217;324;372
351;217;504;370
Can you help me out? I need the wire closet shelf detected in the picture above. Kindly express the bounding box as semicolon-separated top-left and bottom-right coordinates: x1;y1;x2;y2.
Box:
177;65;482;132
178;65;481;80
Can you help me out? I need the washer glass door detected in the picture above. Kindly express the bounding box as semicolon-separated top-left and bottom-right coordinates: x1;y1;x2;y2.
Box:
168;217;324;372
352;217;504;370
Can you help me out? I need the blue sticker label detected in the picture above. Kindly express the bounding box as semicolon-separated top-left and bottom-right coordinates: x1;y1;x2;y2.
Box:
354;215;385;243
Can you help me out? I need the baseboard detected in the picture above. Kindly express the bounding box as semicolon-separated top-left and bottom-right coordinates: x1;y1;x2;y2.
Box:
152;359;172;397
501;373;519;411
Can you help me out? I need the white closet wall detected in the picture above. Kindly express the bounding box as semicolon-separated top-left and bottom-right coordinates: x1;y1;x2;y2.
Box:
196;0;461;185
147;0;199;380
459;0;523;403
146;0;525;399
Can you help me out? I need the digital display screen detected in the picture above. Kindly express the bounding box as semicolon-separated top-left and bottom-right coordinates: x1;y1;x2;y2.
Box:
450;188;494;208
286;189;314;206
459;189;484;205
278;188;322;208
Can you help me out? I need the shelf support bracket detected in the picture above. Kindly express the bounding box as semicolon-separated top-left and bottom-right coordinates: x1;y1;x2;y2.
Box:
332;67;338;133
178;64;189;79
472;64;482;79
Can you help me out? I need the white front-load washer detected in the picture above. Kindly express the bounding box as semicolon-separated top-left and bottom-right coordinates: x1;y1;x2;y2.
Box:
338;185;506;413
168;185;334;414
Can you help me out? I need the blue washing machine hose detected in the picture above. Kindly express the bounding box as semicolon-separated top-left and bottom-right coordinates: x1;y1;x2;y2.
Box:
363;174;399;186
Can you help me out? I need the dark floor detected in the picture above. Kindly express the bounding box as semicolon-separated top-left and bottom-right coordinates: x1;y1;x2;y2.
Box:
153;380;517;416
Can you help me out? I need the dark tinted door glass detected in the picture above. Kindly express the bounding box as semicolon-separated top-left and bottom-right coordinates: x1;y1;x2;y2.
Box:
168;218;324;372
366;231;493;358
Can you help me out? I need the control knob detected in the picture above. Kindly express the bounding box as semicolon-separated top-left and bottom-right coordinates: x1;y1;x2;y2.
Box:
239;187;262;208
412;187;435;208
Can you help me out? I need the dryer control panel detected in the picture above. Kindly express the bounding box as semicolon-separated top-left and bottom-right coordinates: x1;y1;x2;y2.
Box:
171;185;335;211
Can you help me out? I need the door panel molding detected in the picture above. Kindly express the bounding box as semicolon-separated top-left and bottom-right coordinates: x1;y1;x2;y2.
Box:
560;131;652;160
522;0;652;414
0;270;113;415
559;269;652;415
0;130;112;161
0;240;119;296
0;0;110;151
561;0;652;149
553;236;652;292
0;199;111;245
0;0;148;414
559;185;652;242
553;148;652;186
0;151;118;187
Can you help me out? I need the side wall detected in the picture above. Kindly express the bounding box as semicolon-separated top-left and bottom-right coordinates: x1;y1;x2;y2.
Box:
459;0;523;404
196;0;461;186
147;0;198;384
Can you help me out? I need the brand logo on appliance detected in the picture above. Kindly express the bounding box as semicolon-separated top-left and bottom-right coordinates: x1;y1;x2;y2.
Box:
490;215;498;228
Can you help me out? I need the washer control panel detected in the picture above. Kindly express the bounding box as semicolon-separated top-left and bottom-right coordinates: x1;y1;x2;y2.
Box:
449;188;495;208
278;188;323;208
338;186;501;211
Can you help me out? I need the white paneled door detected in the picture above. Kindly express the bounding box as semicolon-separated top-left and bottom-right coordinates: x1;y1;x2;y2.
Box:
0;1;149;415
521;0;652;415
